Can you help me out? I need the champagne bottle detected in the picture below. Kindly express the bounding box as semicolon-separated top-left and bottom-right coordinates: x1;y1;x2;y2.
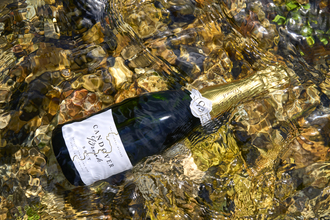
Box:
52;66;290;186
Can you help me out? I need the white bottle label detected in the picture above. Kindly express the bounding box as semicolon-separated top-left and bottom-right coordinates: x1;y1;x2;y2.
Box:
61;109;133;185
189;89;212;126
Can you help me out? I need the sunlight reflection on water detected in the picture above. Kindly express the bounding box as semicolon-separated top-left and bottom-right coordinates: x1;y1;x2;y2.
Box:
0;0;330;219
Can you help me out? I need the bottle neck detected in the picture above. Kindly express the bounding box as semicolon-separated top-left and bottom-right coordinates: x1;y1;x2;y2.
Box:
199;74;264;118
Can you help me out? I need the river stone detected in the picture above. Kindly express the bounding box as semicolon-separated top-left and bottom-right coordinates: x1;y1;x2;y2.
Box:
109;57;133;89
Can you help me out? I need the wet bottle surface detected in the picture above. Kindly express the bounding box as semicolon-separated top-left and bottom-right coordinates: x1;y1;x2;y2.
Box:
52;68;289;186
52;90;200;186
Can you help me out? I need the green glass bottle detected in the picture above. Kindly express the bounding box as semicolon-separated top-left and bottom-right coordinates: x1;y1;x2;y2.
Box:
52;66;290;186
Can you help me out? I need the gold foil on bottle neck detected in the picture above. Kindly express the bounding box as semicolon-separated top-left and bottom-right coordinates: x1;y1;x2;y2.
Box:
198;66;290;118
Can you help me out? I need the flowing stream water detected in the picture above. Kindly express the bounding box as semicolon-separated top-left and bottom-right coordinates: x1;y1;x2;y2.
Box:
1;0;330;219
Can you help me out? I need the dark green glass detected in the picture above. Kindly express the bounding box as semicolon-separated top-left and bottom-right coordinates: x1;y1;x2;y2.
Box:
52;90;200;186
